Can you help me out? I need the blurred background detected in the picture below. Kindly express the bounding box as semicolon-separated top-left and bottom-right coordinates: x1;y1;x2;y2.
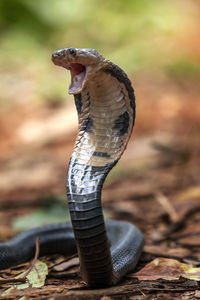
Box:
0;0;200;233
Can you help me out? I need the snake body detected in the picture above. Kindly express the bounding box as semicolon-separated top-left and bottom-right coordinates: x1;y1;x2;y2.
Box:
0;48;143;287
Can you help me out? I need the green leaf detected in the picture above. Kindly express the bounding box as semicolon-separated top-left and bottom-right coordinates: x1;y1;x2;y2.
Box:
2;260;48;297
12;204;70;231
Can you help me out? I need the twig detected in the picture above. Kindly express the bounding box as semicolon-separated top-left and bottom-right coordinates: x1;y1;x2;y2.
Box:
0;237;40;284
155;191;179;223
48;254;78;270
0;277;26;284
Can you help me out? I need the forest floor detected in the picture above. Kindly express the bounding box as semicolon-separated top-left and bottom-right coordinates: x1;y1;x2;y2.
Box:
0;76;200;299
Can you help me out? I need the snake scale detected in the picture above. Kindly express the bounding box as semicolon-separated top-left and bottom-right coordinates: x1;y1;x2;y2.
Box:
0;48;144;287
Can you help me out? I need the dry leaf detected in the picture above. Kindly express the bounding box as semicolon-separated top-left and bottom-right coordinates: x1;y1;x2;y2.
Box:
144;245;191;258
132;258;200;281
53;257;79;271
2;260;48;297
176;186;200;201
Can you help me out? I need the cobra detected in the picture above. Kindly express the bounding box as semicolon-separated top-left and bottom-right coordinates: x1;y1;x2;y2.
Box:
0;48;144;287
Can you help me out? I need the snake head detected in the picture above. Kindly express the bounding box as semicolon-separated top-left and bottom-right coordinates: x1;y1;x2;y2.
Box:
52;48;104;94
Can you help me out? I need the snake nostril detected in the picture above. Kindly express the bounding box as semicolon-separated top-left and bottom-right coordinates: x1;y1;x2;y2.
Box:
52;50;65;59
52;53;57;59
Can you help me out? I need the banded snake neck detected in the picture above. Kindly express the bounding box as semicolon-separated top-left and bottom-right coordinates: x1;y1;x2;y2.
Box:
0;48;144;288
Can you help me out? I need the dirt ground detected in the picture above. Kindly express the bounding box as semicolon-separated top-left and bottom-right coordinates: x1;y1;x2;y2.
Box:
0;76;200;299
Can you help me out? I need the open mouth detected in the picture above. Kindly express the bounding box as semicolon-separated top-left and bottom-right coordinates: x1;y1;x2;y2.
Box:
52;57;87;95
68;63;86;94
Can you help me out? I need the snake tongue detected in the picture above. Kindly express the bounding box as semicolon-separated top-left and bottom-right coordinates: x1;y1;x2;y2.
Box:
68;63;86;95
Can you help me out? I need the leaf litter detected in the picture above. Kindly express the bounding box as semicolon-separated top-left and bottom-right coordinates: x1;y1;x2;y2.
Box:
132;258;200;281
1;79;200;298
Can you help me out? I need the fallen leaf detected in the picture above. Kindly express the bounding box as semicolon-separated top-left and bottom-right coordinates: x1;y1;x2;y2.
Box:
170;222;200;246
12;203;70;230
194;290;200;298
144;245;191;258
132;258;200;281
25;260;48;288
177;235;200;246
53;257;79;271
176;186;200;201
2;260;48;297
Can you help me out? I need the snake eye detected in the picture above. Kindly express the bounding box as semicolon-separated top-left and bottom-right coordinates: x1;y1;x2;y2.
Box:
69;48;76;56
